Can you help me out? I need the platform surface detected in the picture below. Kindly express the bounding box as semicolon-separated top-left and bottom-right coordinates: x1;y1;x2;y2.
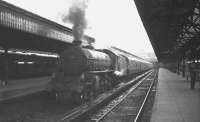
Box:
0;76;51;101
151;68;200;122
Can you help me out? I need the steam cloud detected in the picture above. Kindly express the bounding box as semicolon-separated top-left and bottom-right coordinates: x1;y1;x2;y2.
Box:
62;1;87;45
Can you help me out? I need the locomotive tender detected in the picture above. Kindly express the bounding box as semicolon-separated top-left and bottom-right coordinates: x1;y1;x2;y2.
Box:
49;45;152;102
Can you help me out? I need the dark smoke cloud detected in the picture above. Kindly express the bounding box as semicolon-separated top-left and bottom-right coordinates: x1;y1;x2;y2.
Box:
62;1;87;45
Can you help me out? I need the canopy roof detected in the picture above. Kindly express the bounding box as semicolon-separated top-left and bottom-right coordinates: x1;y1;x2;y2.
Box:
134;0;200;62
0;1;94;53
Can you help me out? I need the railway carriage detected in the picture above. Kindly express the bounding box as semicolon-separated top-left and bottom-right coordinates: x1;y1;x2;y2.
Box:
127;57;138;74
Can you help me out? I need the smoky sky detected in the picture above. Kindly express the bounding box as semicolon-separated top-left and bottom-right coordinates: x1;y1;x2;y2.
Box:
62;1;87;43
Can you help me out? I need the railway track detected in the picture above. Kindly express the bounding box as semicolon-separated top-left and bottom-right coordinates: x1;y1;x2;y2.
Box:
56;70;154;122
92;70;157;122
0;71;153;122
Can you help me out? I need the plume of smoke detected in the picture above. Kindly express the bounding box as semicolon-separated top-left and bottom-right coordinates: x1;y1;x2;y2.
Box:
62;0;87;45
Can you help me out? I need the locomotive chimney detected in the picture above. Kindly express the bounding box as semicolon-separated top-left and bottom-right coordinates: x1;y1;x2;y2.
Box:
62;1;87;46
73;39;82;46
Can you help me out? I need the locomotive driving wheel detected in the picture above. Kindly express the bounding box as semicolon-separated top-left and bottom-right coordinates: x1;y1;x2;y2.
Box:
54;91;72;103
72;90;94;104
80;90;90;101
54;91;65;102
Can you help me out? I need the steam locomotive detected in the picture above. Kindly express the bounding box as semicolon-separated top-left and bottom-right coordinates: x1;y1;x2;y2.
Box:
48;45;152;102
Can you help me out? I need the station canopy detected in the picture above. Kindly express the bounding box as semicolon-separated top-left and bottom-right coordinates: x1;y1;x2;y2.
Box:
0;1;94;54
134;0;200;62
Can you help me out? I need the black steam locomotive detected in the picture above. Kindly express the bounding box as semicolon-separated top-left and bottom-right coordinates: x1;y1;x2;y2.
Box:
48;45;152;102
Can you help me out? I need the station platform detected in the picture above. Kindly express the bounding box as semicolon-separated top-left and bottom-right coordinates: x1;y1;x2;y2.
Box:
0;76;51;101
151;68;200;122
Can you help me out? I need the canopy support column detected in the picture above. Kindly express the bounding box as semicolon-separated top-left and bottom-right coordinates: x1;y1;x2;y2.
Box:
2;47;8;86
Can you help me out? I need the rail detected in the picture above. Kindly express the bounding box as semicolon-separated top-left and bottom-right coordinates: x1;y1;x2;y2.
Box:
134;71;158;122
57;70;153;122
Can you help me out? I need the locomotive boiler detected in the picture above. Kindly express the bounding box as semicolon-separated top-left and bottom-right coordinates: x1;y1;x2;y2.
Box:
60;46;112;75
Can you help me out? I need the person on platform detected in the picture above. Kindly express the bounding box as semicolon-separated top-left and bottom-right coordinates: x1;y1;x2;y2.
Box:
189;62;196;89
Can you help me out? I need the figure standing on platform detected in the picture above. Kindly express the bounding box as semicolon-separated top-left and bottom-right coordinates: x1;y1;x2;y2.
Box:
185;62;189;80
189;62;196;89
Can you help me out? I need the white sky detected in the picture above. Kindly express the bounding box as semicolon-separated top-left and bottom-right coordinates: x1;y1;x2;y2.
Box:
5;0;156;60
